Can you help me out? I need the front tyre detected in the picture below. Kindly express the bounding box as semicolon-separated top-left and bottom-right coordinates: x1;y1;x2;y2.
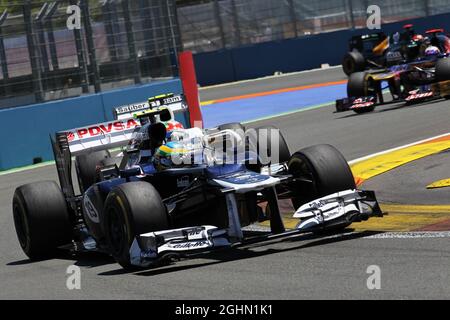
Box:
103;182;168;269
347;72;376;114
12;181;72;260
288;144;356;210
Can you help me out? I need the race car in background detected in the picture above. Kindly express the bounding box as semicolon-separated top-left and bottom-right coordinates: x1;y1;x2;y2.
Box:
342;24;426;76
337;29;450;114
12;94;383;270
342;31;388;75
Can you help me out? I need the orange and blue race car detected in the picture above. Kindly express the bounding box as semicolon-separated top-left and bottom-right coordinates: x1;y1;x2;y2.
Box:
337;28;450;114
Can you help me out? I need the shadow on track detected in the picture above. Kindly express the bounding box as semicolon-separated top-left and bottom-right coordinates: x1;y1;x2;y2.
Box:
98;229;383;277
6;250;115;268
7;229;384;275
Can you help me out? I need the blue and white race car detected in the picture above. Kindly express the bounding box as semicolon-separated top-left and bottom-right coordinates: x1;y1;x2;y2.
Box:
12;95;383;269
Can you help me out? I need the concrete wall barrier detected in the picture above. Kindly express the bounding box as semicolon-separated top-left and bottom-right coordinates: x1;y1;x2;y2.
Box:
194;12;450;86
0;79;182;170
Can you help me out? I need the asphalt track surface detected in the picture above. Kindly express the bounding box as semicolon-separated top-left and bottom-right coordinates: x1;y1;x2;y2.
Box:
363;150;450;205
1;67;450;299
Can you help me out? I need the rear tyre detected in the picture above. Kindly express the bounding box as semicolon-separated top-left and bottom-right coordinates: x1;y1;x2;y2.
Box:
218;122;246;146
342;51;366;76
288;144;356;217
218;122;246;132
75;150;111;193
12;181;72;260
103;182;168;269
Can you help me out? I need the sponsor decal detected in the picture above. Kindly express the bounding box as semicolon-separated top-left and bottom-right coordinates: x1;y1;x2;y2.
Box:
116;96;184;116
386;51;402;62
220;171;270;185
405;92;433;101
351;101;375;109
177;176;190;188
185;227;207;241
170;240;210;249
162;96;182;104
350;97;376;109
116;103;149;115
309;200;328;209
83;196;100;223
71;119;139;141
67;131;75;142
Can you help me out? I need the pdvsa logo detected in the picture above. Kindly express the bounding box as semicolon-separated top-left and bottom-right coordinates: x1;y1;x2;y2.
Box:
67;131;75;142
76;119;138;139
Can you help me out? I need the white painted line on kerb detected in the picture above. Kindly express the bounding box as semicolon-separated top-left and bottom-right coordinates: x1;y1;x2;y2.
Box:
364;231;450;239
348;132;450;165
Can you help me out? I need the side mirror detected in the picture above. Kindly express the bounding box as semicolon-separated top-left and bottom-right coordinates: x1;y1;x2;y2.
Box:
120;167;141;181
159;108;172;122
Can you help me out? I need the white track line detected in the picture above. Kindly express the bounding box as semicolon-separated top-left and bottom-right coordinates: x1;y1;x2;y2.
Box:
364;231;450;239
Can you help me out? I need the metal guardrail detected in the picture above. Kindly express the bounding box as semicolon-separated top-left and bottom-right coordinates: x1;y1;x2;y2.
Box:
0;0;181;109
177;0;450;54
1;0;450;109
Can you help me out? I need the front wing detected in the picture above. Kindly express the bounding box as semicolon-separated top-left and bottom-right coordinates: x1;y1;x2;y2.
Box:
129;189;383;267
336;80;450;113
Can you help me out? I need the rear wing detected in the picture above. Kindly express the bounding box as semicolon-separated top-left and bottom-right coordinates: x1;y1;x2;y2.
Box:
113;93;186;120
57;118;140;157
56;94;185;157
51;93;187;199
51;117;141;201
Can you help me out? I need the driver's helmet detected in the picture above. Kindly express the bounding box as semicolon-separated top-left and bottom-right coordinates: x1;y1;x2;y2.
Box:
424;45;441;56
412;34;423;42
153;141;189;171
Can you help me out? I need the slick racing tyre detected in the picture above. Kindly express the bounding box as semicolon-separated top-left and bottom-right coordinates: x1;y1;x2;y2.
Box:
347;72;376;113
288;144;356;210
218;122;247;145
12;181;72;260
435;58;450;99
342;50;366;76
218;122;246;132
75;150;111;193
246;125;291;172
103;182;168;269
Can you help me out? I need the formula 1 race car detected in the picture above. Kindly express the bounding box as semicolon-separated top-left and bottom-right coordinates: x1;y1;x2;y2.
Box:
12;95;383;270
342;24;425;76
336;29;450;114
342;32;388;75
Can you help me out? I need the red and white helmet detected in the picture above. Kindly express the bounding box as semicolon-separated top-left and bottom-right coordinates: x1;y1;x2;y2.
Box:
424;45;441;56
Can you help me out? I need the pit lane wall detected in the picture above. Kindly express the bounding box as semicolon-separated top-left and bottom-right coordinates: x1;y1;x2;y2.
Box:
0;79;183;171
194;12;450;86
